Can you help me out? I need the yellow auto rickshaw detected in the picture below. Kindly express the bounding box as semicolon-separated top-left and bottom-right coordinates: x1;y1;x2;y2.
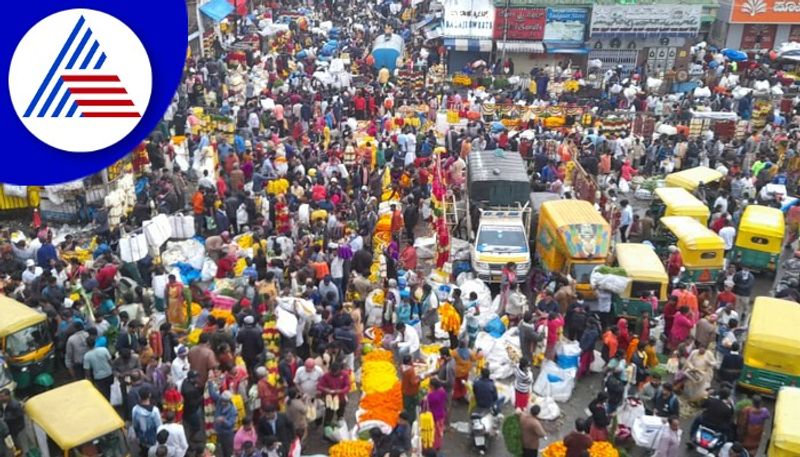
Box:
612;243;668;321
732;204;785;273
664;166;724;192
769;386;800;456
739;297;800;395
0;296;55;390
651;187;710;224
25;381;128;457
659;216;725;285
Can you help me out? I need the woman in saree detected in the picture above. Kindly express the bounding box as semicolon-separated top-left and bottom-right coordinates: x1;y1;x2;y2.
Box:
681;345;717;402
166;274;189;328
424;378;448;451
737;395;770;455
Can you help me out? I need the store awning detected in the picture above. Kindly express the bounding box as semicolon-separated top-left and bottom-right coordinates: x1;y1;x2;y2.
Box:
496;41;545;54
200;0;235;22
444;38;492;53
545;45;589;54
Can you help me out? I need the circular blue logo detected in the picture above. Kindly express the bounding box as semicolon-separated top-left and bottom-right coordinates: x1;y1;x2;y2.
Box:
2;0;187;184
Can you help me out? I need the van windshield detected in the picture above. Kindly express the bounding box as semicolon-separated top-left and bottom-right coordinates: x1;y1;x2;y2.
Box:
71;429;128;457
5;322;51;357
571;262;603;284
476;226;528;253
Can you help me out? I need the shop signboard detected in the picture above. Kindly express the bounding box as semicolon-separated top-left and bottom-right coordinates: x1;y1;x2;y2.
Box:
730;0;800;23
590;5;702;36
493;0;590;7
543;8;588;43
442;0;496;38
492;8;546;40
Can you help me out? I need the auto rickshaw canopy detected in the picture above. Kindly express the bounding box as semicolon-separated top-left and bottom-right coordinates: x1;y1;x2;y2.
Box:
744;297;800;376
24;380;124;450
0;296;47;337
738;204;785;240
660;216;725;252
615;243;669;284
653;187;710;221
772;386;800;455
664;166;723;191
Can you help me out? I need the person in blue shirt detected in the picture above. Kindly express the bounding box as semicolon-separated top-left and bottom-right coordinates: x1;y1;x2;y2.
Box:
36;239;57;268
209;386;238;457
472;368;503;414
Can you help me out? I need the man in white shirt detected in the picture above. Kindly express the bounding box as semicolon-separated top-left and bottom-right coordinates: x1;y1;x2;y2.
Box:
171;345;190;390
157;412;188;457
293;358;324;398
718;220;736;253
394;322;420;359
714;192;729;214
21;259;42;285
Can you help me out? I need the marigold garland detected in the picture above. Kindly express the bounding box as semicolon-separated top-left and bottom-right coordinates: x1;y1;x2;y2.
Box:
329;440;373;457
438;303;461;333
359;349;402;427
541;441;619;457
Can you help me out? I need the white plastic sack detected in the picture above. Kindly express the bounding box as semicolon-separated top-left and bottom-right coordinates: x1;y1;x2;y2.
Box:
201;258;218;281
656;124;677;136
753;79;770;92
632;415;668;449
771;84;784;96
143;214;172;249
646;78;662;90
3;185;27;199
276;307;298;338
459;279;494;326
531;396;560;421
120;233;149;262
590;350;606;373
617;400;646;429
693;86;711;98
533;360;576;402
170;215;196;239
731;87;752;100
590;270;629;294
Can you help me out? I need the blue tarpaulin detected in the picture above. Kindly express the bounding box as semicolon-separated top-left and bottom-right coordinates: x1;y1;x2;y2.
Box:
200;0;235;22
721;48;748;62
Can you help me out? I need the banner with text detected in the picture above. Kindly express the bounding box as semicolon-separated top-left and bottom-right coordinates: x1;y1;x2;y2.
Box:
544;8;588;43
493;8;546;40
443;0;496;38
590;5;702;36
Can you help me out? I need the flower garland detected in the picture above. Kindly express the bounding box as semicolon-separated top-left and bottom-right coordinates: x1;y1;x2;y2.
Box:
438;303;461;333
541;441;619;457
329;440;373;457
359;349;402;427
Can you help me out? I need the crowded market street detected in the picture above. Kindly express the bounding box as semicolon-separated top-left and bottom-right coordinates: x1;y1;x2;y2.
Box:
1;0;800;457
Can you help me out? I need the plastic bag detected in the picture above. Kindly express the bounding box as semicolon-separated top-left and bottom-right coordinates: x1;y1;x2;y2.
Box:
590;270;629;294
632;415;668;449
590;350;606;373
484;317;506;338
532;396;561;421
276;307;298;338
619;178;630;193
110;378;123;406
533;360;576;402
617;399;646;429
556;341;581;370
201;258;218;281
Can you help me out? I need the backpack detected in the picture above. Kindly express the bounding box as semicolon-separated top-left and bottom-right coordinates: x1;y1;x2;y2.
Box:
334;327;357;354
